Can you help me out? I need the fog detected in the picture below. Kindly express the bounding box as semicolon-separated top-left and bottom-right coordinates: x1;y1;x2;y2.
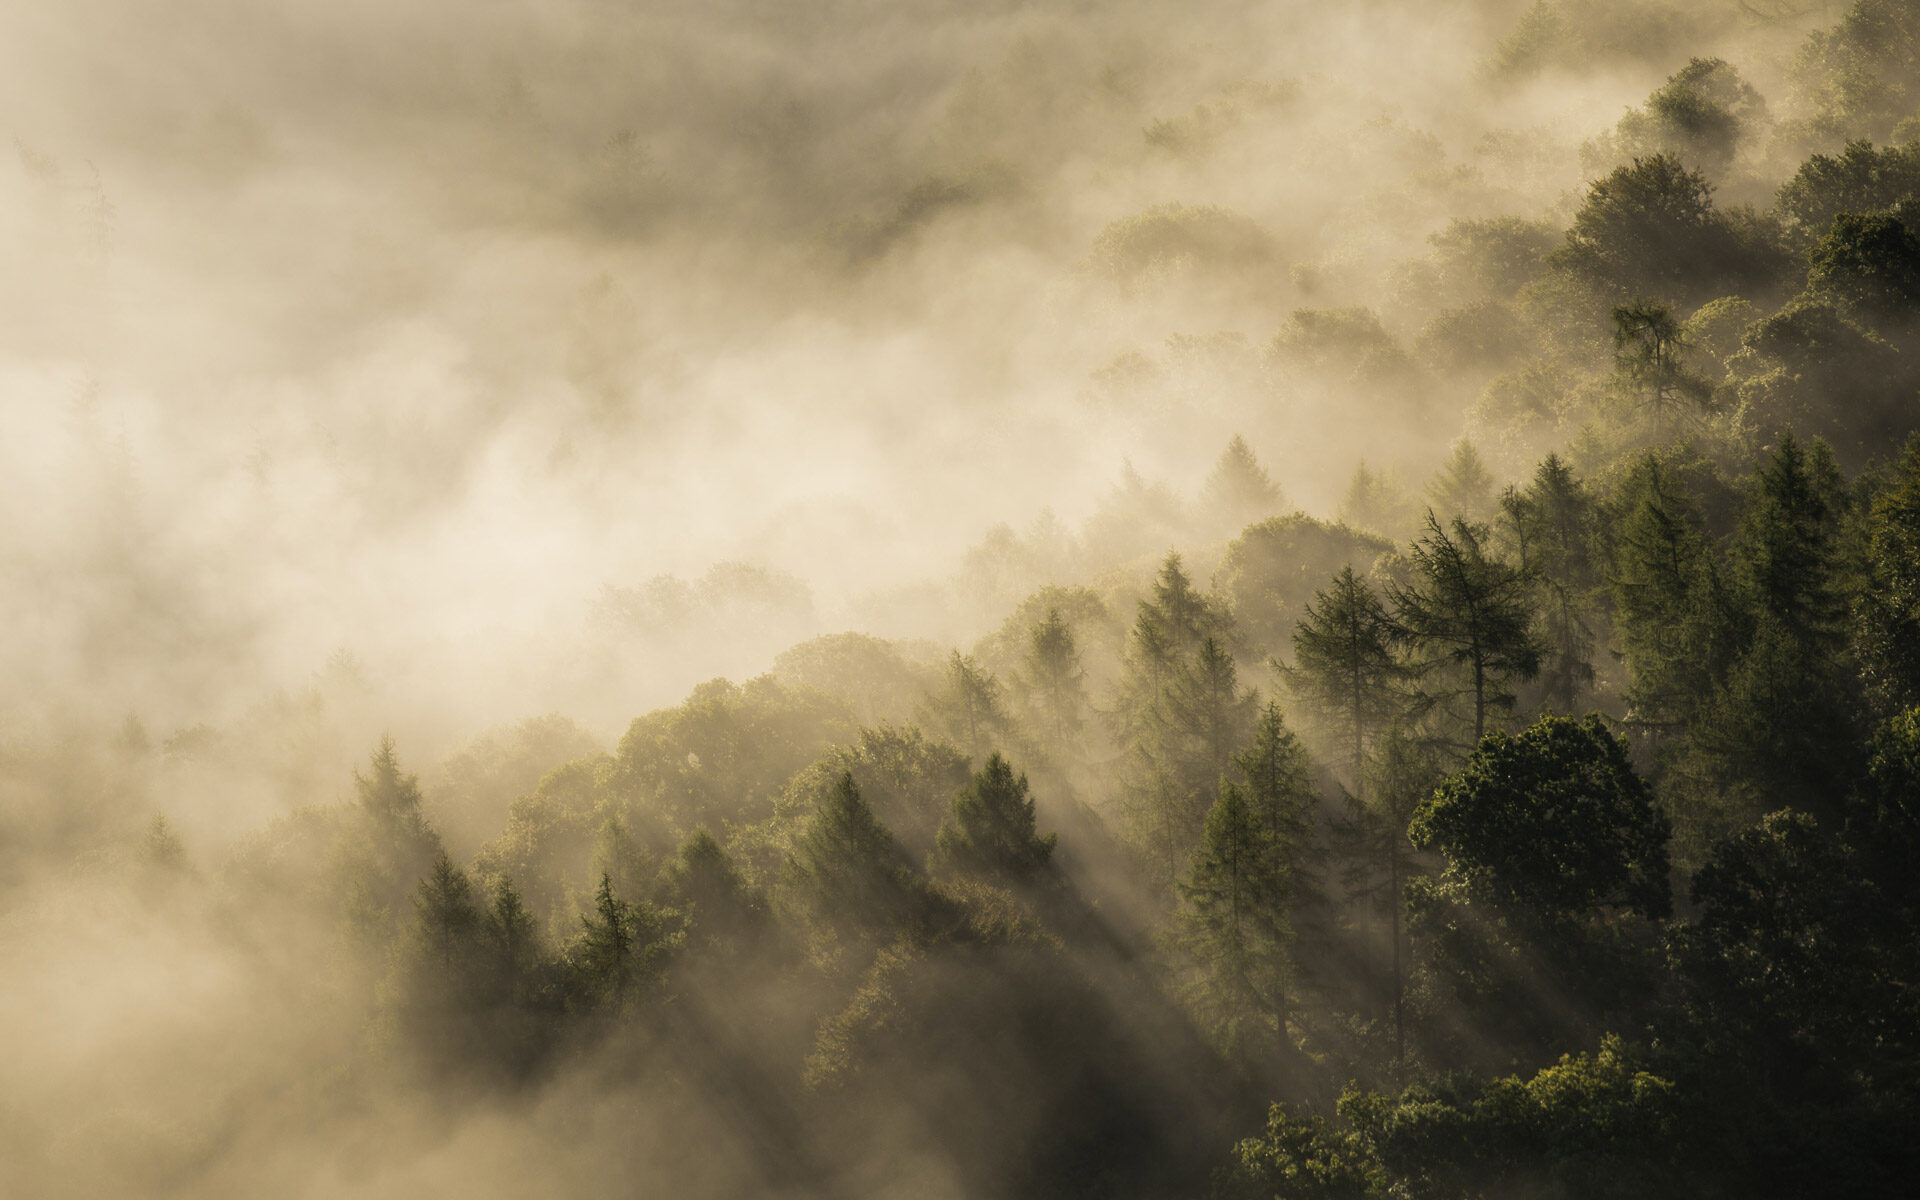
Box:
0;0;1887;1196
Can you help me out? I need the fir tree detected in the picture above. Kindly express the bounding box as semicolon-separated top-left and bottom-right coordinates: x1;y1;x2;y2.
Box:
1425;440;1496;524
1179;782;1293;1055
1203;434;1285;530
933;753;1057;885
1020;606;1087;750
1289;566;1405;796
1391;513;1542;748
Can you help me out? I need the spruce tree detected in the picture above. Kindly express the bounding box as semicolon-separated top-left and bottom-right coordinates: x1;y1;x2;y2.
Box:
1020;606;1087;750
1203;434;1285;530
1179;782;1293;1054
1289;566;1405;796
933;752;1057;885
923;651;1013;763
790;772;927;940
1425;440;1496;525
1391;513;1542;748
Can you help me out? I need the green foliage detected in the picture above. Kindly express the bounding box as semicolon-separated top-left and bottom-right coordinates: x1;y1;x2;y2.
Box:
567;872;673;1009
1288;567;1406;794
784;724;971;860
610;675;855;830
1423;440;1496;525
1608;302;1714;437
1411;716;1670;922
1607;458;1736;736
1201;435;1284;531
1219;1103;1383;1200
1390;514;1542;746
1220;515;1393;664
1594;58;1766;178
1860;440;1920;712
1553;154;1784;309
1427;216;1560;302
1794;0;1920;145
934;753;1056;885
1178;783;1294;1055
1017;605;1089;751
1340;1037;1682;1200
1776;138;1920;248
1806;205;1920;321
1116;555;1253;887
788;772;934;944
1086;204;1279;292
655;828;767;956
920;651;1015;764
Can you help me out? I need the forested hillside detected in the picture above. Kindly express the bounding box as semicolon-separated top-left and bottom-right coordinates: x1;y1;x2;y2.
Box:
7;1;1920;1198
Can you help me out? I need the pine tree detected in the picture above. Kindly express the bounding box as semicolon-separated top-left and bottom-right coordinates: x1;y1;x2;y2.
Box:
790;772;927;940
1332;725;1440;1072
570;873;670;1008
923;651;1013;763
1609;461;1733;735
934;752;1057;884
1340;461;1408;537
1289;566;1405;796
1610;302;1712;438
1175;637;1260;791
1517;455;1601;713
414;852;481;974
1391;514;1542;748
1179;782;1293;1056
657;828;766;954
1425;440;1496;525
1115;554;1244;888
348;737;444;932
1020;606;1087;750
1203;434;1285;530
483;874;540;996
1860;437;1920;714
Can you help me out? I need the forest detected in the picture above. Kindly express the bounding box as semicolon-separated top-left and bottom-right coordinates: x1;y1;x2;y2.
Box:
6;1;1920;1197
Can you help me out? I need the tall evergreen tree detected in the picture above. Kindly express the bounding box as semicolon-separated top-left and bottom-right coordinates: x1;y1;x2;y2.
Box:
923;651;1013;763
1425;440;1497;525
1179;782;1294;1056
1391;514;1542;748
1019;606;1088;751
1203;434;1285;530
1289;566;1405;796
789;772;929;941
933;752;1057;885
1860;437;1920;714
1608;460;1734;736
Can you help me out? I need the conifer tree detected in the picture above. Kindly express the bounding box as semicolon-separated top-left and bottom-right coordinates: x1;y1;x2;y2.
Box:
414;851;481;974
1340;461;1408;537
934;752;1057;885
1116;554;1244;887
1020;606;1087;750
1289;567;1405;796
1179;782;1293;1054
570;873;670;1008
1425;440;1496;524
1860;437;1920;714
1391;514;1542;748
483;874;540;995
1516;455;1601;712
790;772;927;939
1203;434;1285;530
924;651;1013;763
1610;302;1712;437
1609;461;1733;735
657;828;766;954
1333;725;1439;1072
